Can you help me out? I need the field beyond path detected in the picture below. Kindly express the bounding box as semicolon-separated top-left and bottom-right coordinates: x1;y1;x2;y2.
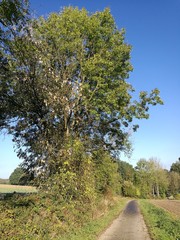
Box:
98;200;151;240
149;199;180;218
0;184;37;193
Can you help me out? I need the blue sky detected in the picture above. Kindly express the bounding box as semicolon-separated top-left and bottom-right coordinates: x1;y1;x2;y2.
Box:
1;0;180;178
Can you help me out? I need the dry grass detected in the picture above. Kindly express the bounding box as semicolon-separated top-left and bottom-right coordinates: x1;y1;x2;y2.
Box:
0;184;37;193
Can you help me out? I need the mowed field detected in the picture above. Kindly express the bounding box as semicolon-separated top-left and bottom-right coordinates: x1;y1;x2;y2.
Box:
149;199;180;218
0;184;37;193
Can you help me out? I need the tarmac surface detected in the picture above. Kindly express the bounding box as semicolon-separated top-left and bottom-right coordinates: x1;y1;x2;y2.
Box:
98;200;151;240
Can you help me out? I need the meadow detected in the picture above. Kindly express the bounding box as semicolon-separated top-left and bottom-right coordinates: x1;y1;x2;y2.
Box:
0;184;37;193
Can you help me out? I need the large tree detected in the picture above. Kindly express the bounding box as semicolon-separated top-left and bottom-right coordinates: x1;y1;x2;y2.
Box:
0;6;163;176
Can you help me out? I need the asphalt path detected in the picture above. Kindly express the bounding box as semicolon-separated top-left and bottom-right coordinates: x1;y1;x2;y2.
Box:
98;200;151;240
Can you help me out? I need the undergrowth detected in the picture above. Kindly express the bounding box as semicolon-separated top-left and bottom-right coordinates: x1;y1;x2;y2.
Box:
0;193;127;240
60;197;128;240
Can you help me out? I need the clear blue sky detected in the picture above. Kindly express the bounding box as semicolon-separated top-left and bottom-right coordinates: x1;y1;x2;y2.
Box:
1;0;180;178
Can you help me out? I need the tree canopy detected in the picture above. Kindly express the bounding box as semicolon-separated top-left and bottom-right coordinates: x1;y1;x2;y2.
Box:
135;158;168;198
9;166;24;185
170;159;180;174
0;5;163;177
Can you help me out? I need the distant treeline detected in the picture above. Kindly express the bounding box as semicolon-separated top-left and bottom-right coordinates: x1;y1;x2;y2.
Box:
0;179;9;184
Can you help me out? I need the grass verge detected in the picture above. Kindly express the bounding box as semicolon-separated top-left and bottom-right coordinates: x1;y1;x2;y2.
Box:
139;200;180;240
60;197;128;240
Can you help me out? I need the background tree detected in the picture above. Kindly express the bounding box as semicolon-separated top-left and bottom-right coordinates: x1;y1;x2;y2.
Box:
170;159;180;174
0;7;163;179
93;150;121;195
117;160;138;197
135;159;152;198
118;160;135;182
168;171;180;196
135;158;168;198
168;158;180;196
9;167;25;185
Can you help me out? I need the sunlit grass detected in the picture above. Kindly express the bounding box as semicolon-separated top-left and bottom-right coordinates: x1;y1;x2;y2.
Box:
0;184;37;193
139;200;180;240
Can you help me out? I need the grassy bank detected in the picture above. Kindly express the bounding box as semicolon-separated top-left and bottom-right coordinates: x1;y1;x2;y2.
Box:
0;193;128;240
139;200;180;240
60;197;128;240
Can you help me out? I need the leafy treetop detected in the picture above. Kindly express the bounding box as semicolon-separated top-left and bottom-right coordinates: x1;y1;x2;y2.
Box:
0;6;163;174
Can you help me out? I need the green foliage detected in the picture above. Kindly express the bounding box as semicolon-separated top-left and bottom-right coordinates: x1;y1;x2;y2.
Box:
122;180;138;197
174;193;180;200
9;167;25;185
117;160;138;197
168;171;180;196
139;200;180;240
38;139;96;207
0;6;163;176
168;159;180;196
0;0;29;26
93;150;121;195
135;158;168;198
0;191;127;240
170;159;180;174
118;160;135;182
60;197;128;240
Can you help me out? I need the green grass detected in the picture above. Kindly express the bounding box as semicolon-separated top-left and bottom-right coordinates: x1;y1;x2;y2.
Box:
60;197;128;240
0;184;37;193
139;200;180;240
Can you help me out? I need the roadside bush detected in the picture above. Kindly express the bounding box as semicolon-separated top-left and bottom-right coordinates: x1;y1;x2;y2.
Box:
40;140;97;207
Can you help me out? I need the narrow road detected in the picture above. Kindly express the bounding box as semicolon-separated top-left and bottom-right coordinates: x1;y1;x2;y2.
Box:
98;200;151;240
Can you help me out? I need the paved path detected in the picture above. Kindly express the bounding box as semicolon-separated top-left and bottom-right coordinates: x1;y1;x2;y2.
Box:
98;200;151;240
